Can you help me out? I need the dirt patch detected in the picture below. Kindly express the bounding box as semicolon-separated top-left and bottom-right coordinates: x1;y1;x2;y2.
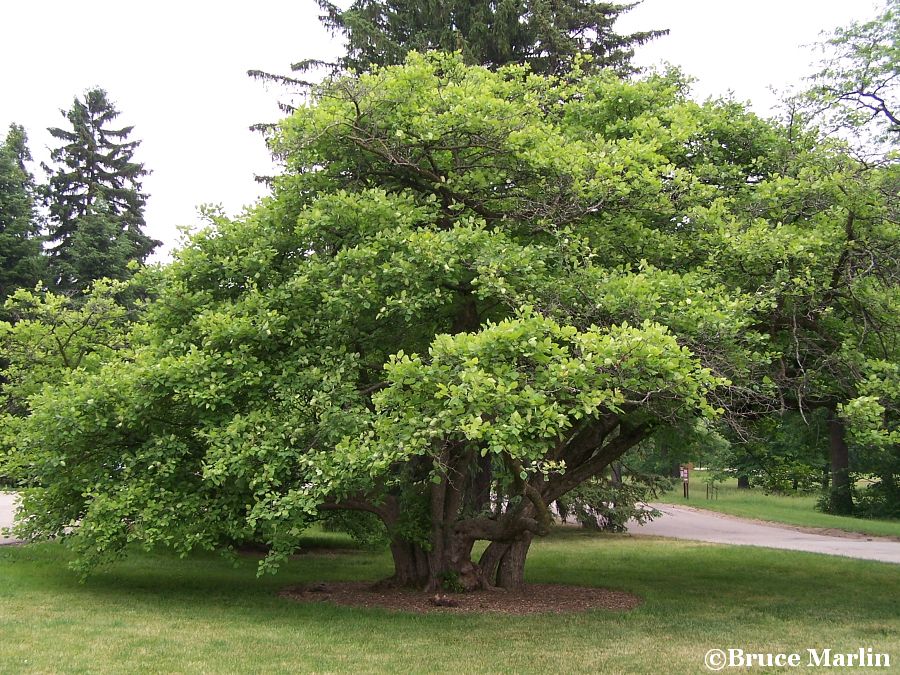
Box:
278;581;641;615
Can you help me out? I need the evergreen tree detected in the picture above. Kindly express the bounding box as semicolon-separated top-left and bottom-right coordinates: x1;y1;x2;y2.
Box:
0;124;44;308
306;0;666;76
44;88;159;292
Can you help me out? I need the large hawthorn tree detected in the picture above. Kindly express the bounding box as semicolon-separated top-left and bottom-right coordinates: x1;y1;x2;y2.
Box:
5;55;896;588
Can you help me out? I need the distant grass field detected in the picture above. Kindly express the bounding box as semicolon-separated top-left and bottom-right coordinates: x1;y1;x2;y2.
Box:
659;474;900;538
1;529;898;673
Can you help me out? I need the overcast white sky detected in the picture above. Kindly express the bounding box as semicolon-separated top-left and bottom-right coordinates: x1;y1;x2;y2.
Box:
0;1;884;260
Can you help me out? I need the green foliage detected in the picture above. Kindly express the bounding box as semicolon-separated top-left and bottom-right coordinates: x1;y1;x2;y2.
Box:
0;279;135;410
840;359;900;517
354;311;721;473
438;569;466;593
841;360;900;455
309;0;666;76
0;124;44;312
556;471;671;532
804;0;899;149
633;420;728;479
44;88;159;292
855;481;900;519
319;510;390;548
4;54;897;578
708;413;829;495
0;278;142;489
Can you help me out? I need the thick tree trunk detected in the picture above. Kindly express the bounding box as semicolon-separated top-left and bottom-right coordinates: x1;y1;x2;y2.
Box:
381;538;431;588
478;540;510;587
426;535;480;591
610;462;622;485
476;534;532;590
389;526;534;592
386;415;648;593
495;534;532;590
737;475;750;489
470;453;493;512
425;448;487;592
828;411;853;515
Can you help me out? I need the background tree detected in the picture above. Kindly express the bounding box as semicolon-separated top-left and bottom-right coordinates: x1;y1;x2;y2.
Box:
0;124;44;311
804;0;899;150
705;412;829;495
262;0;665;85
759;1;900;514
44;88;159;293
840;360;900;518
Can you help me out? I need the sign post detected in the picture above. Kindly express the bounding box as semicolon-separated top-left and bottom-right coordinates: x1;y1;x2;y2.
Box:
680;465;689;499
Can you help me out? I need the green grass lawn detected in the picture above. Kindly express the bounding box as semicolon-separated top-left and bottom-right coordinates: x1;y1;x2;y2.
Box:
1;530;898;674
658;474;900;539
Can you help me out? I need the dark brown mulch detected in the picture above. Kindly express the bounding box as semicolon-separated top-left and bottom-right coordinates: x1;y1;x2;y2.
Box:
278;581;641;615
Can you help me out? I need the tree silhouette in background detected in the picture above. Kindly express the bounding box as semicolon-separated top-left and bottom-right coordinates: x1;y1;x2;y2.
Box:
44;88;159;293
0;124;44;311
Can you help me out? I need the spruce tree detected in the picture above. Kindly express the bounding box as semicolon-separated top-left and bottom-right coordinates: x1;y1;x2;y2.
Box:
0;124;44;308
44;88;159;293
309;0;666;76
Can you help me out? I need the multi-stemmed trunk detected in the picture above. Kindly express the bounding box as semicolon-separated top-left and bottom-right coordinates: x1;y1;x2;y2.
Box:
386;531;534;591
327;371;651;593
384;538;431;587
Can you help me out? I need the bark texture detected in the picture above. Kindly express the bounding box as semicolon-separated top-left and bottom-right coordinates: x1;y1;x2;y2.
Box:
828;410;854;515
327;416;653;592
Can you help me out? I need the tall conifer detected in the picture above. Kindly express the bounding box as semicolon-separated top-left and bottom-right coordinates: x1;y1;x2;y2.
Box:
44;88;159;292
311;0;666;76
0;124;44;307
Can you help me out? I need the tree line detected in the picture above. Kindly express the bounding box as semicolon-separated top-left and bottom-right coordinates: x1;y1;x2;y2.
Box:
1;87;157;310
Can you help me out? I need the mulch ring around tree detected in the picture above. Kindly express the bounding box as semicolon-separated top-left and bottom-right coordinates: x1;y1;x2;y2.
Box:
278;581;641;615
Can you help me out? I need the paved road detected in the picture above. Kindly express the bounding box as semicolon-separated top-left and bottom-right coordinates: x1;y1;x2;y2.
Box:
630;503;900;564
0;492;22;545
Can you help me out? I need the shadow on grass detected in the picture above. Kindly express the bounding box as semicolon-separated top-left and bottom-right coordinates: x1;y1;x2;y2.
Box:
3;528;899;630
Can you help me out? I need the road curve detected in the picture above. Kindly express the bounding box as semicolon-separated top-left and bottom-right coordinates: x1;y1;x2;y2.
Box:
630;503;900;564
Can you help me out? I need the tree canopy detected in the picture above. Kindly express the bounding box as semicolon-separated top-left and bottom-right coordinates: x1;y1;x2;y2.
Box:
3;54;897;587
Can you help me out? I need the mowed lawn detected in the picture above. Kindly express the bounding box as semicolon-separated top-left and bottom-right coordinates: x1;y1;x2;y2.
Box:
659;476;900;539
1;529;898;674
